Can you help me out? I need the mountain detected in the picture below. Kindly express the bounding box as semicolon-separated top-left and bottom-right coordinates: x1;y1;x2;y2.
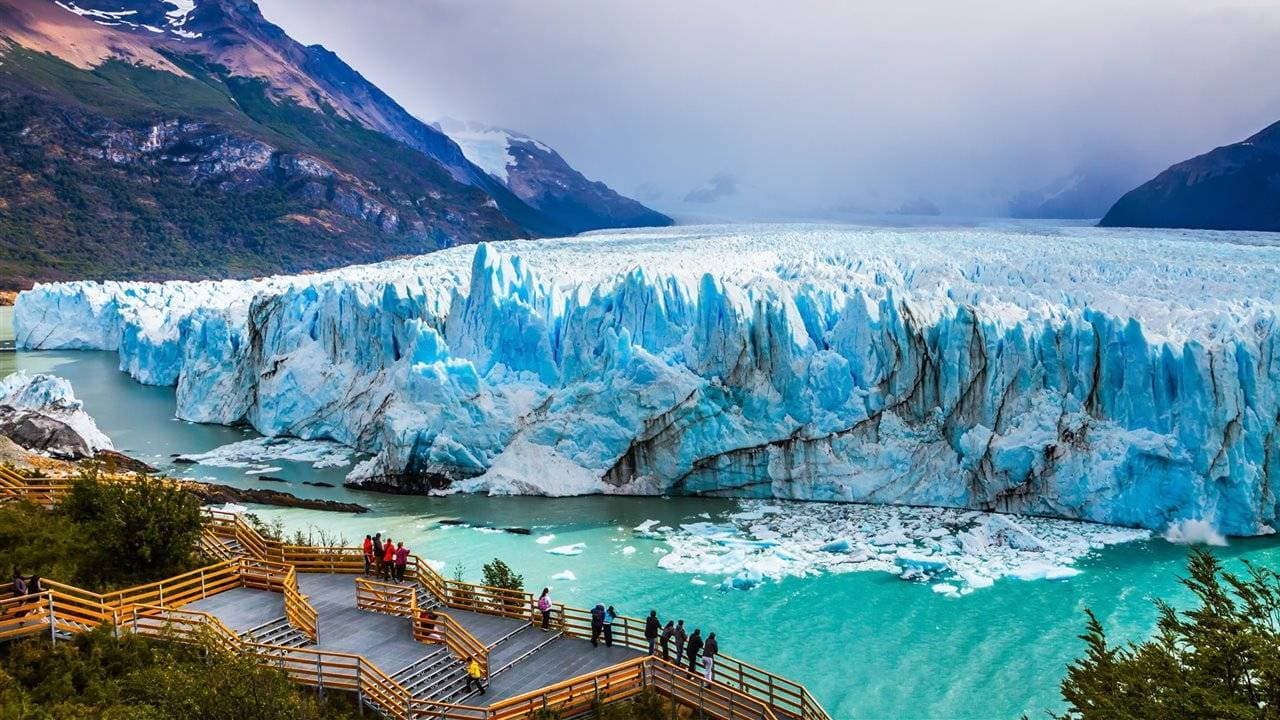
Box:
1100;121;1280;231
1008;166;1137;220
0;0;667;290
437;119;671;234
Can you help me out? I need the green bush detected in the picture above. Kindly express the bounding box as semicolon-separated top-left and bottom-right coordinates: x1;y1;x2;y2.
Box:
0;627;357;719
1056;549;1280;719
59;473;204;589
482;558;524;592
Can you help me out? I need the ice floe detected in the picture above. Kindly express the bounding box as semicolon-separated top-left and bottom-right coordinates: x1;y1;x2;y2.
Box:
547;543;586;556
178;437;354;470
551;570;577;581
654;500;1149;592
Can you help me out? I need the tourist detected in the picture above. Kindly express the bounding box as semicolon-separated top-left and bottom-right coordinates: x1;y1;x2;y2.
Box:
394;542;409;582
685;628;703;674
659;620;675;661
702;633;718;681
418;608;441;643
537;588;553;631
644;610;660;654
26;575;41;594
603;605;617;648
362;535;374;575
372;533;383;576
673;620;687;663
11;568;26;597
381;538;396;581
465;656;486;695
590;603;605;647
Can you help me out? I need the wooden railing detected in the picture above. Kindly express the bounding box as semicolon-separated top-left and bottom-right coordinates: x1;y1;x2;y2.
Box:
0;466;72;507
356;577;416;617
283;565;319;643
200;508;832;720
0;591;53;642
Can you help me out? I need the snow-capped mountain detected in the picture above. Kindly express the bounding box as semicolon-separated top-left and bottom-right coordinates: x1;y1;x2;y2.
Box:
1008;166;1139;220
437;119;672;234
16;224;1280;536
1101;120;1280;231
0;0;666;288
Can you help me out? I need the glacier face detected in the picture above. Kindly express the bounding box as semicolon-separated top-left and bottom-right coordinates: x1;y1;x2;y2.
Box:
14;224;1280;535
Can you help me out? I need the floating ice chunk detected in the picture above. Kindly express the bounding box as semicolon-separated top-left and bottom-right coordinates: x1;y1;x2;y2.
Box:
217;502;248;514
535;534;556;545
652;547;669;554
621;546;636;556
895;552;948;573
871;529;911;546
932;583;960;596
552;570;577;581
820;539;852;553
690;578;707;586
1163;518;1228;546
1010;562;1080;581
245;467;283;475
547;543;586;556
179;437;353;469
634;520;661;533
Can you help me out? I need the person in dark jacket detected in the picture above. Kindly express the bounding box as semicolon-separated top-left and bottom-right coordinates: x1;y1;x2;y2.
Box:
590;604;605;647
372;533;383;577
659;620;675;661
603;605;617;647
673;620;687;662
702;633;719;680
685;629;703;674
644;610;661;654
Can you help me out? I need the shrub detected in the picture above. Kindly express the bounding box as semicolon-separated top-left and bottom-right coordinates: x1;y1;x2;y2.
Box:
0;627;358;719
482;558;524;592
1056;549;1280;719
58;472;204;589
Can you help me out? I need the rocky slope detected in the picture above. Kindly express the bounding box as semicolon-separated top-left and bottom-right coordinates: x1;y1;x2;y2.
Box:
0;0;666;289
1100;120;1280;231
439;119;672;234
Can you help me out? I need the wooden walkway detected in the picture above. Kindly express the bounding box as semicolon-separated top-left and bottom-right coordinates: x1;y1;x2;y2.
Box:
188;572;644;702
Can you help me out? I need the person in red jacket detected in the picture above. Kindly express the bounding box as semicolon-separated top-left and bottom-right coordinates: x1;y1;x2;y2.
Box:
394;542;409;582
362;535;374;576
381;538;396;581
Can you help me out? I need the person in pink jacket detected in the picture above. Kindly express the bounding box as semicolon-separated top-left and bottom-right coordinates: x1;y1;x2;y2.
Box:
537;587;553;630
394;542;410;582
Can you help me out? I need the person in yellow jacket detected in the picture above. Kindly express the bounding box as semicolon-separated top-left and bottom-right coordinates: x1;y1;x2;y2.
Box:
465;657;486;695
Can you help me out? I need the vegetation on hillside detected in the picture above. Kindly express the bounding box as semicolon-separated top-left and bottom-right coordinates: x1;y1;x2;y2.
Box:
0;47;518;290
0;472;203;591
0;627;358;720
1055;549;1280;719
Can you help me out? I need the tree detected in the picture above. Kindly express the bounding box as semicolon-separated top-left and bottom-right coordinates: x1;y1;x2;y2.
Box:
59;472;204;588
482;559;524;592
1056;549;1280;719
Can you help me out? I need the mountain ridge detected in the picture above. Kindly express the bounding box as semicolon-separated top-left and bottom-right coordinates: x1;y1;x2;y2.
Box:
0;0;669;289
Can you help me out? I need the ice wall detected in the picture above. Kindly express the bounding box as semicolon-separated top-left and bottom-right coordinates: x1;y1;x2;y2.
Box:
14;225;1280;534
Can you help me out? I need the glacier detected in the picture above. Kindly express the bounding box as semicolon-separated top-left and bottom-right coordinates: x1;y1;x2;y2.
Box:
13;224;1280;535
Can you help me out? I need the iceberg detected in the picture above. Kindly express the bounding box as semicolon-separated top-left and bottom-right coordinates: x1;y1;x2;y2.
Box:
14;224;1280;535
0;371;113;456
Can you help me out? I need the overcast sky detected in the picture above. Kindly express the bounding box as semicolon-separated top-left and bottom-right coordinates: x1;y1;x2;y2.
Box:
258;0;1280;219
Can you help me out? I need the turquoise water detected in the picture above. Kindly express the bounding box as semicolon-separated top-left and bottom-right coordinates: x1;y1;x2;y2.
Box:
4;322;1280;719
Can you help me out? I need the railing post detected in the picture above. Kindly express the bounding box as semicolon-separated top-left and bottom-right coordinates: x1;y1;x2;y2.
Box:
201;569;207;599
48;594;56;643
356;662;364;716
316;655;324;698
159;585;165;607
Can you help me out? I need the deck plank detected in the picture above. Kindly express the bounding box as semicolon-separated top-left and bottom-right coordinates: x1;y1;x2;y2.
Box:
186;572;647;705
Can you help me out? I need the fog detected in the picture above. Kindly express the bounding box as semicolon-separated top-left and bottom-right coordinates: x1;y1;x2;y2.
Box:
258;0;1280;219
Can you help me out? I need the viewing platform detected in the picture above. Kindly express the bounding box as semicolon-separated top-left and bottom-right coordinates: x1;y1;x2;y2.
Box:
0;468;830;720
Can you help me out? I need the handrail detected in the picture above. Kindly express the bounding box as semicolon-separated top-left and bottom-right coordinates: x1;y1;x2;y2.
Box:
356;576;489;679
424;611;489;680
199;507;832;720
282;566;319;643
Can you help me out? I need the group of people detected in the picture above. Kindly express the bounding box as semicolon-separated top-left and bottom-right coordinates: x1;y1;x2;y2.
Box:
361;533;411;582
645;611;719;681
534;588;721;682
10;568;41;597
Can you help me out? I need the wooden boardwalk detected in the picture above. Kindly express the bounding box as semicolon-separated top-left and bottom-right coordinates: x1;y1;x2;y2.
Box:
189;571;644;702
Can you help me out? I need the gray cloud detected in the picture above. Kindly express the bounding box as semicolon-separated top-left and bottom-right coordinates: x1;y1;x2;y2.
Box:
257;0;1280;219
683;172;738;204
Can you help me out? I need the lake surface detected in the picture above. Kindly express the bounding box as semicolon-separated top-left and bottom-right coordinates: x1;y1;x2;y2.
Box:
4;306;1278;719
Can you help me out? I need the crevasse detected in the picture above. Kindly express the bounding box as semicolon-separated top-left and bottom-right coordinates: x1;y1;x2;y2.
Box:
14;225;1280;535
